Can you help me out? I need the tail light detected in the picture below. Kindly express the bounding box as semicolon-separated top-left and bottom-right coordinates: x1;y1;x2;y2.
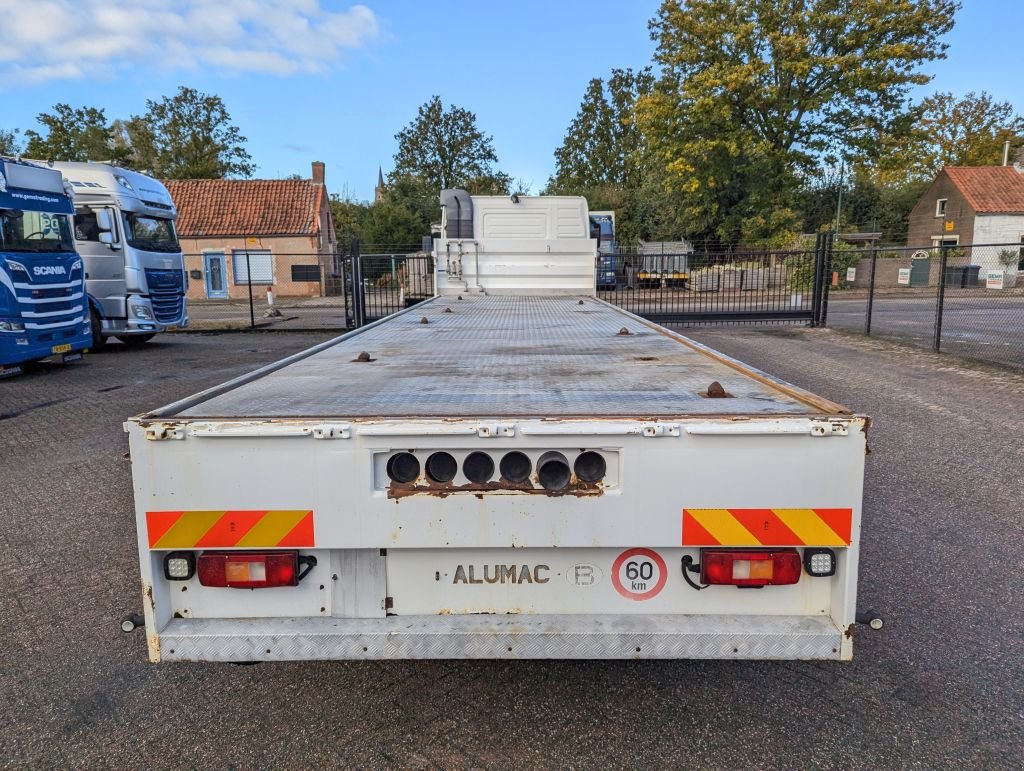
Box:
700;549;801;587
197;551;315;588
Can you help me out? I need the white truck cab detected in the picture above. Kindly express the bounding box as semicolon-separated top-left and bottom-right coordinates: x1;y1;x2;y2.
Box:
43;161;187;347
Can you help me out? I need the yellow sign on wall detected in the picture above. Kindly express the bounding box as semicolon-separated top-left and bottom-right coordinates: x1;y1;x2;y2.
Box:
944;220;955;231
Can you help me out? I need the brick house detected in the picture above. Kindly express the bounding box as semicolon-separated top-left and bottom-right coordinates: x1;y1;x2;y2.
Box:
906;165;1024;273
167;161;338;300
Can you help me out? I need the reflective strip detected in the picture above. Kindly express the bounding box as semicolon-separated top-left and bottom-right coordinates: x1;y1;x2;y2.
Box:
146;509;315;549
682;508;852;547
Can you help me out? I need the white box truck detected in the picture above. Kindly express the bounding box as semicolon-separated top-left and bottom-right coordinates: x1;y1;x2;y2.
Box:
43;161;187;347
124;190;875;662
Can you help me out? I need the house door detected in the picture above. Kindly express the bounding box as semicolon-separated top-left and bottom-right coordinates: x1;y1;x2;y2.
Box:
204;252;228;298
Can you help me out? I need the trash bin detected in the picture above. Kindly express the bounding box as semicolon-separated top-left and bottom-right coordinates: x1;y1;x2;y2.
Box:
964;265;981;287
943;266;966;288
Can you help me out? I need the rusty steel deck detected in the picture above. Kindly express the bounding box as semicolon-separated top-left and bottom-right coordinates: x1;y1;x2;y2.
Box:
164;295;845;419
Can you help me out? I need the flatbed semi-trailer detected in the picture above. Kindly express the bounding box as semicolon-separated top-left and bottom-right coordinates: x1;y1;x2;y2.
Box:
125;192;869;663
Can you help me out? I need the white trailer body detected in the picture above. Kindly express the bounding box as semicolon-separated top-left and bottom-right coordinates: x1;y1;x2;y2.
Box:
126;192;867;663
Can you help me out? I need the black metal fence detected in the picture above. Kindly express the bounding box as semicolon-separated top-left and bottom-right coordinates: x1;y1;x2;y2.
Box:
599;234;833;325
182;239;1023;371
181;248;433;331
825;242;1024;370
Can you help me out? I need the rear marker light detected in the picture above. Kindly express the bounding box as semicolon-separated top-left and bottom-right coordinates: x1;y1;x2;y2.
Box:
700;549;801;587
425;451;458;483
163;551;195;581
803;548;837;577
386;452;420;483
197;551;316;589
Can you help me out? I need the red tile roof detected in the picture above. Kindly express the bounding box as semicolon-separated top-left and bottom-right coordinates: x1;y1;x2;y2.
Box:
164;179;324;238
943;166;1024;214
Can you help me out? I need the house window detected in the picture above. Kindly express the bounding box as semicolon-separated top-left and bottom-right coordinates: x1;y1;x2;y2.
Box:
935;199;947;217
291;264;321;282
232;249;273;285
1018;236;1024;271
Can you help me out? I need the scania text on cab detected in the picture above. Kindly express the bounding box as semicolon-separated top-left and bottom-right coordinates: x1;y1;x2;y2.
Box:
0;158;91;377
43;161;187;347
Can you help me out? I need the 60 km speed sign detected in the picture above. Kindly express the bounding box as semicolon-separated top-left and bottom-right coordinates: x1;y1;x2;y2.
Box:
611;548;667;601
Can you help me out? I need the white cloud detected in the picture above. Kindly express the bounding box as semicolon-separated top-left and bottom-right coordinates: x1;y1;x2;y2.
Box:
0;0;379;83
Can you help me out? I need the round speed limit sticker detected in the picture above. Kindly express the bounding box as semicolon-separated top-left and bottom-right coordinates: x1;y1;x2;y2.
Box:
611;548;667;601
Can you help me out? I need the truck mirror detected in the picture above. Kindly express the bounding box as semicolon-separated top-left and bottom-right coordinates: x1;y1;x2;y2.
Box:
98;231;115;245
94;209;114;231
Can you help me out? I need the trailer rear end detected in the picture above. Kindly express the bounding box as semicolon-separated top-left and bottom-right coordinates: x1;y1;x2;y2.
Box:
125;192;869;662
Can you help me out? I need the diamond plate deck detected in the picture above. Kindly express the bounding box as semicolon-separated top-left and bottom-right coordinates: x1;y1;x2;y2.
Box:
171;296;838;419
158;614;845;661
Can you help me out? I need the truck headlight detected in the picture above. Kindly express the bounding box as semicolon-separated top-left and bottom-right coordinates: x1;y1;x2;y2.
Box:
130;301;154;320
0;320;26;332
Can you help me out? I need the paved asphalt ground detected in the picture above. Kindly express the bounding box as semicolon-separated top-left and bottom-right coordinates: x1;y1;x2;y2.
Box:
827;295;1024;370
2;327;1021;768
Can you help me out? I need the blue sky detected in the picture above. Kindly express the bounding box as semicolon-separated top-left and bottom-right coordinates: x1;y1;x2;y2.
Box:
1;1;1020;201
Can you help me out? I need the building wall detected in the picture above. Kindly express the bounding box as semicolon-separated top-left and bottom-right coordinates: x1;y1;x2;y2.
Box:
180;234;330;300
972;215;1024;273
906;172;976;248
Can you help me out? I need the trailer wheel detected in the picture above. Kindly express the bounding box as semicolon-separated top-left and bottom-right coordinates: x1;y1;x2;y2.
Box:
89;308;107;351
116;334;156;347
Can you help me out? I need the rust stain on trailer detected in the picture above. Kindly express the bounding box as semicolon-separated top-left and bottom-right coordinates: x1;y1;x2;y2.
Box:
143;583;161;662
388;478;603;500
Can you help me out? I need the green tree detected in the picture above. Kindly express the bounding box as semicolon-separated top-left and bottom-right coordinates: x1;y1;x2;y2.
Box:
876;91;1024;183
125;86;254;178
329;195;368;246
360;202;426;250
24;104;126;162
0;128;21;156
639;0;958;246
392;96;505;192
548;68;657;245
550;68;654;192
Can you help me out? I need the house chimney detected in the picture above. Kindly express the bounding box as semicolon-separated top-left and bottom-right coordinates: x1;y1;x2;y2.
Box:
311;161;325;185
1003;140;1010;166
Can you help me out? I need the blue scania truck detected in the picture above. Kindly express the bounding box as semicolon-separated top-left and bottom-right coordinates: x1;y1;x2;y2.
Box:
1;158;91;377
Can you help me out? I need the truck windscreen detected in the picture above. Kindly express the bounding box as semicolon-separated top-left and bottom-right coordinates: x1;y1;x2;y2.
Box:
0;210;74;252
121;213;179;253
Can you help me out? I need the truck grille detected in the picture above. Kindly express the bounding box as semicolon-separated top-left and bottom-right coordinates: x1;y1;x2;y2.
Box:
145;269;184;324
10;262;86;335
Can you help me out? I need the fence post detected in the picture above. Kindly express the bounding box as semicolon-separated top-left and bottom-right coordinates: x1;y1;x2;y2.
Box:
864;245;878;336
245;248;255;329
341;254;352;328
353;255;366;328
819;231;834;326
810;232;825;327
933;245;949;353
